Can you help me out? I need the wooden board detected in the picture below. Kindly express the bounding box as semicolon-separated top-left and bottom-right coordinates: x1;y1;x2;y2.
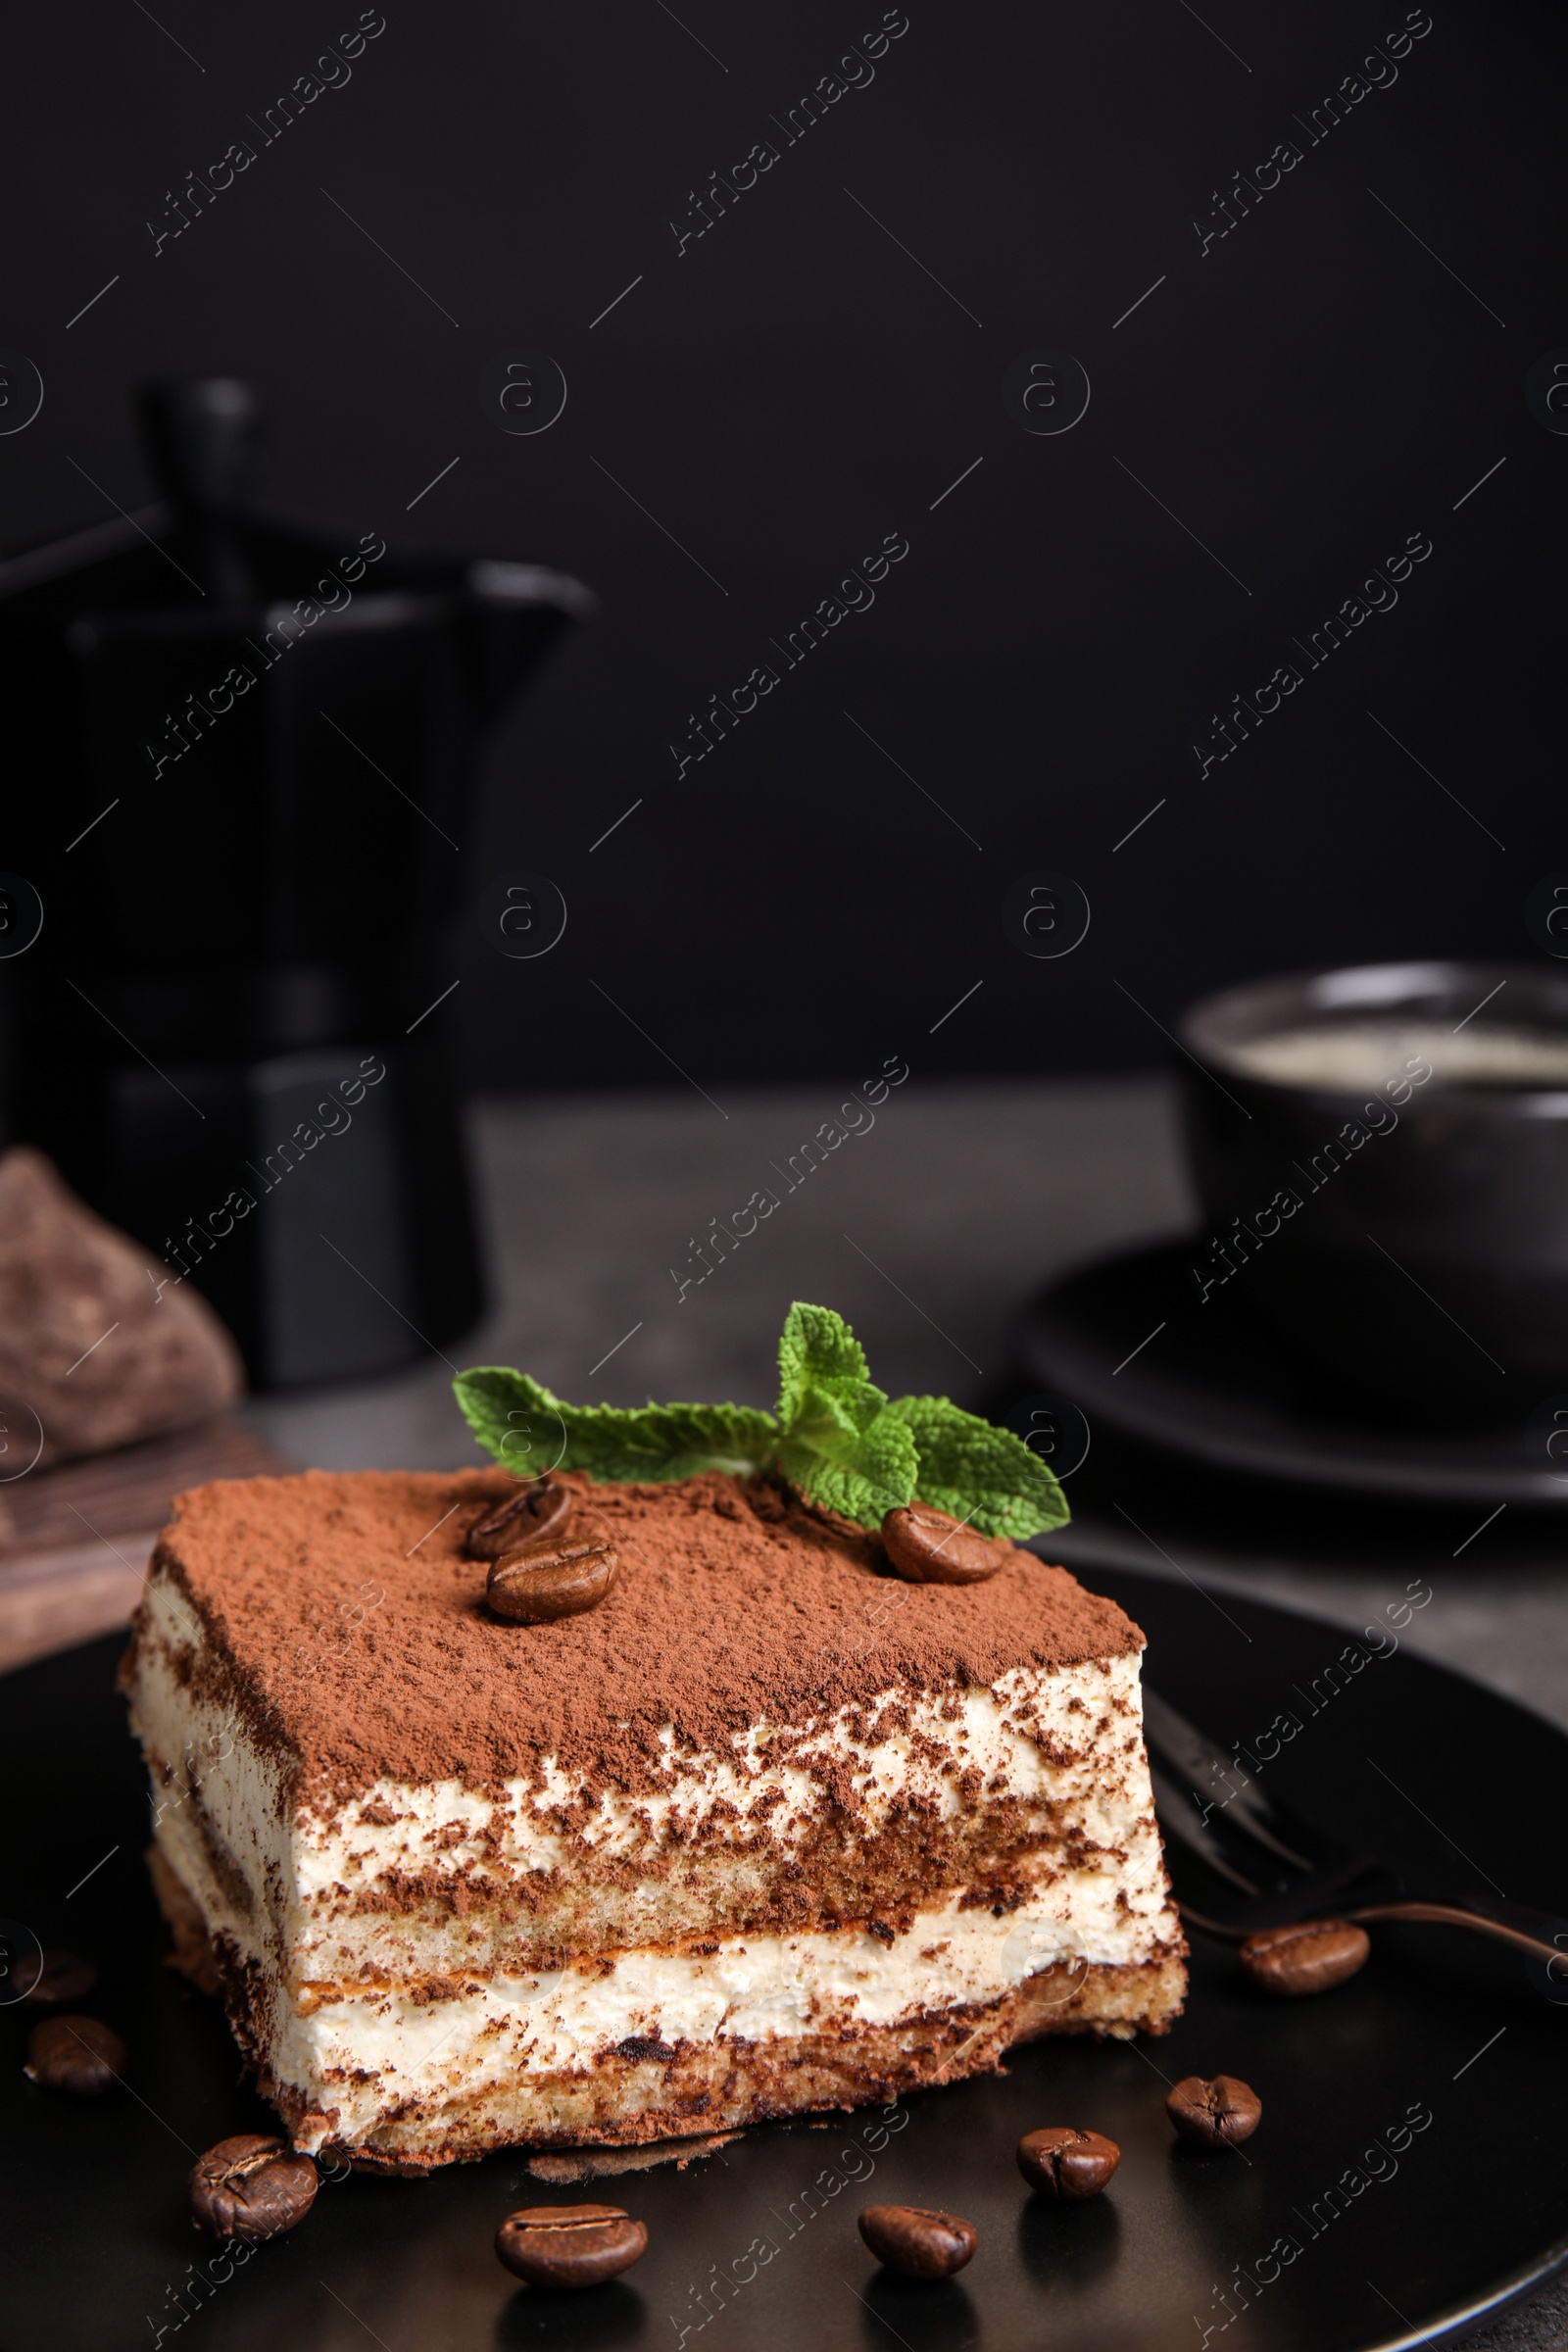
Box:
0;1417;292;1673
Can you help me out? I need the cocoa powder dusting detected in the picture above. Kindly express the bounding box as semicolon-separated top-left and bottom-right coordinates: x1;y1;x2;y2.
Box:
141;1468;1142;1814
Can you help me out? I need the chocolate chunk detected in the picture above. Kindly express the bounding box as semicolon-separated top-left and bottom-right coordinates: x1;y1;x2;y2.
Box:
189;2133;318;2242
881;1505;1004;1586
857;2204;977;2278
20;1946;97;2008
465;1478;574;1561
1016;2125;1120;2198
1239;1918;1369;1997
1167;2074;1262;2146
0;1145;241;1469
495;2203;648;2288
488;1526;618;1624
24;2014;126;2095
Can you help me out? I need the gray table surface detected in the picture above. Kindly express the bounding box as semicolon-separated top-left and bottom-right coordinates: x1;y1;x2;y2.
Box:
244;1077;1568;2349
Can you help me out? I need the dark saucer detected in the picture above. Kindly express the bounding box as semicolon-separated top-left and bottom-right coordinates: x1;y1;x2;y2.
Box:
1017;1238;1568;1507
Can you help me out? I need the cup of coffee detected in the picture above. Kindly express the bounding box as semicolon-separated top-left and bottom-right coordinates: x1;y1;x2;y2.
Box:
1175;961;1568;1419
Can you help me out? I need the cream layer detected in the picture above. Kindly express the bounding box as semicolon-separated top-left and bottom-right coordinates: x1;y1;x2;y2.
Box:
128;1572;1174;1987
276;1889;1164;2158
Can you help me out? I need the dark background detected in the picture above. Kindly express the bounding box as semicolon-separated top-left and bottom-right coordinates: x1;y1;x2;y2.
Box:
2;0;1562;1090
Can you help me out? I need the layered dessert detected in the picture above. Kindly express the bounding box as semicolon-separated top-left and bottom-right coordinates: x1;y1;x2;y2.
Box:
121;1306;1185;2172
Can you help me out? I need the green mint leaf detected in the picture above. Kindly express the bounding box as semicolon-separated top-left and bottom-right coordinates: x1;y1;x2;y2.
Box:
776;1301;881;1435
779;1402;919;1527
455;1367;777;1483
454;1367;560;1474
780;1307;879;1430
775;1302;914;1527
883;1395;1069;1541
457;1304;1071;1542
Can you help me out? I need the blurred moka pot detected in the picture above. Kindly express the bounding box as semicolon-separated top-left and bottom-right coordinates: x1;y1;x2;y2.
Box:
0;378;594;1390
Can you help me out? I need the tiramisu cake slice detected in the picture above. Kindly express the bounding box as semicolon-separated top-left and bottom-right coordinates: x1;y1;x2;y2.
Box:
121;1306;1185;2172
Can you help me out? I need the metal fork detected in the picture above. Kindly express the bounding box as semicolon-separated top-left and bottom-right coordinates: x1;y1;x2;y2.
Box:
1143;1686;1567;1972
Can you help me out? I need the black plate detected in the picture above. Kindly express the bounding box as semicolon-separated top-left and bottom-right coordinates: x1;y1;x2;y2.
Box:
5;1576;1568;2351
1019;1240;1568;1505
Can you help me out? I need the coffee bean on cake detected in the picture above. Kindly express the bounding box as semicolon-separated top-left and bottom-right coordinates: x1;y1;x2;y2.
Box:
881;1505;1004;1585
189;2134;318;2241
487;1525;618;1623
495;2203;648;2287
1167;2075;1263;2146
858;2204;977;2278
1239;1919;1369;1996
465;1478;575;1560
20;1947;97;2007
24;2015;126;2095
1016;2125;1120;2198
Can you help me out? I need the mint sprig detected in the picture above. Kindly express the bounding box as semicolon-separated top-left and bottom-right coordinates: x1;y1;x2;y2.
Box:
454;1302;1068;1541
773;1303;920;1524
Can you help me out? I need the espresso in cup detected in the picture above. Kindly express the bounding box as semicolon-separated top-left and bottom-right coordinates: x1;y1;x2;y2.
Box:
1176;964;1568;1419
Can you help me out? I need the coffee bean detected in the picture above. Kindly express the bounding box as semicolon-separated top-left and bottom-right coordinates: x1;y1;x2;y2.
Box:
1167;2074;1262;2147
488;1527;618;1624
1239;1918;1370;1997
21;1946;97;2007
24;2014;125;2096
881;1505;1005;1586
1016;2125;1120;2199
189;2134;318;2242
466;1479;575;1561
858;2204;977;2278
495;2203;648;2289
